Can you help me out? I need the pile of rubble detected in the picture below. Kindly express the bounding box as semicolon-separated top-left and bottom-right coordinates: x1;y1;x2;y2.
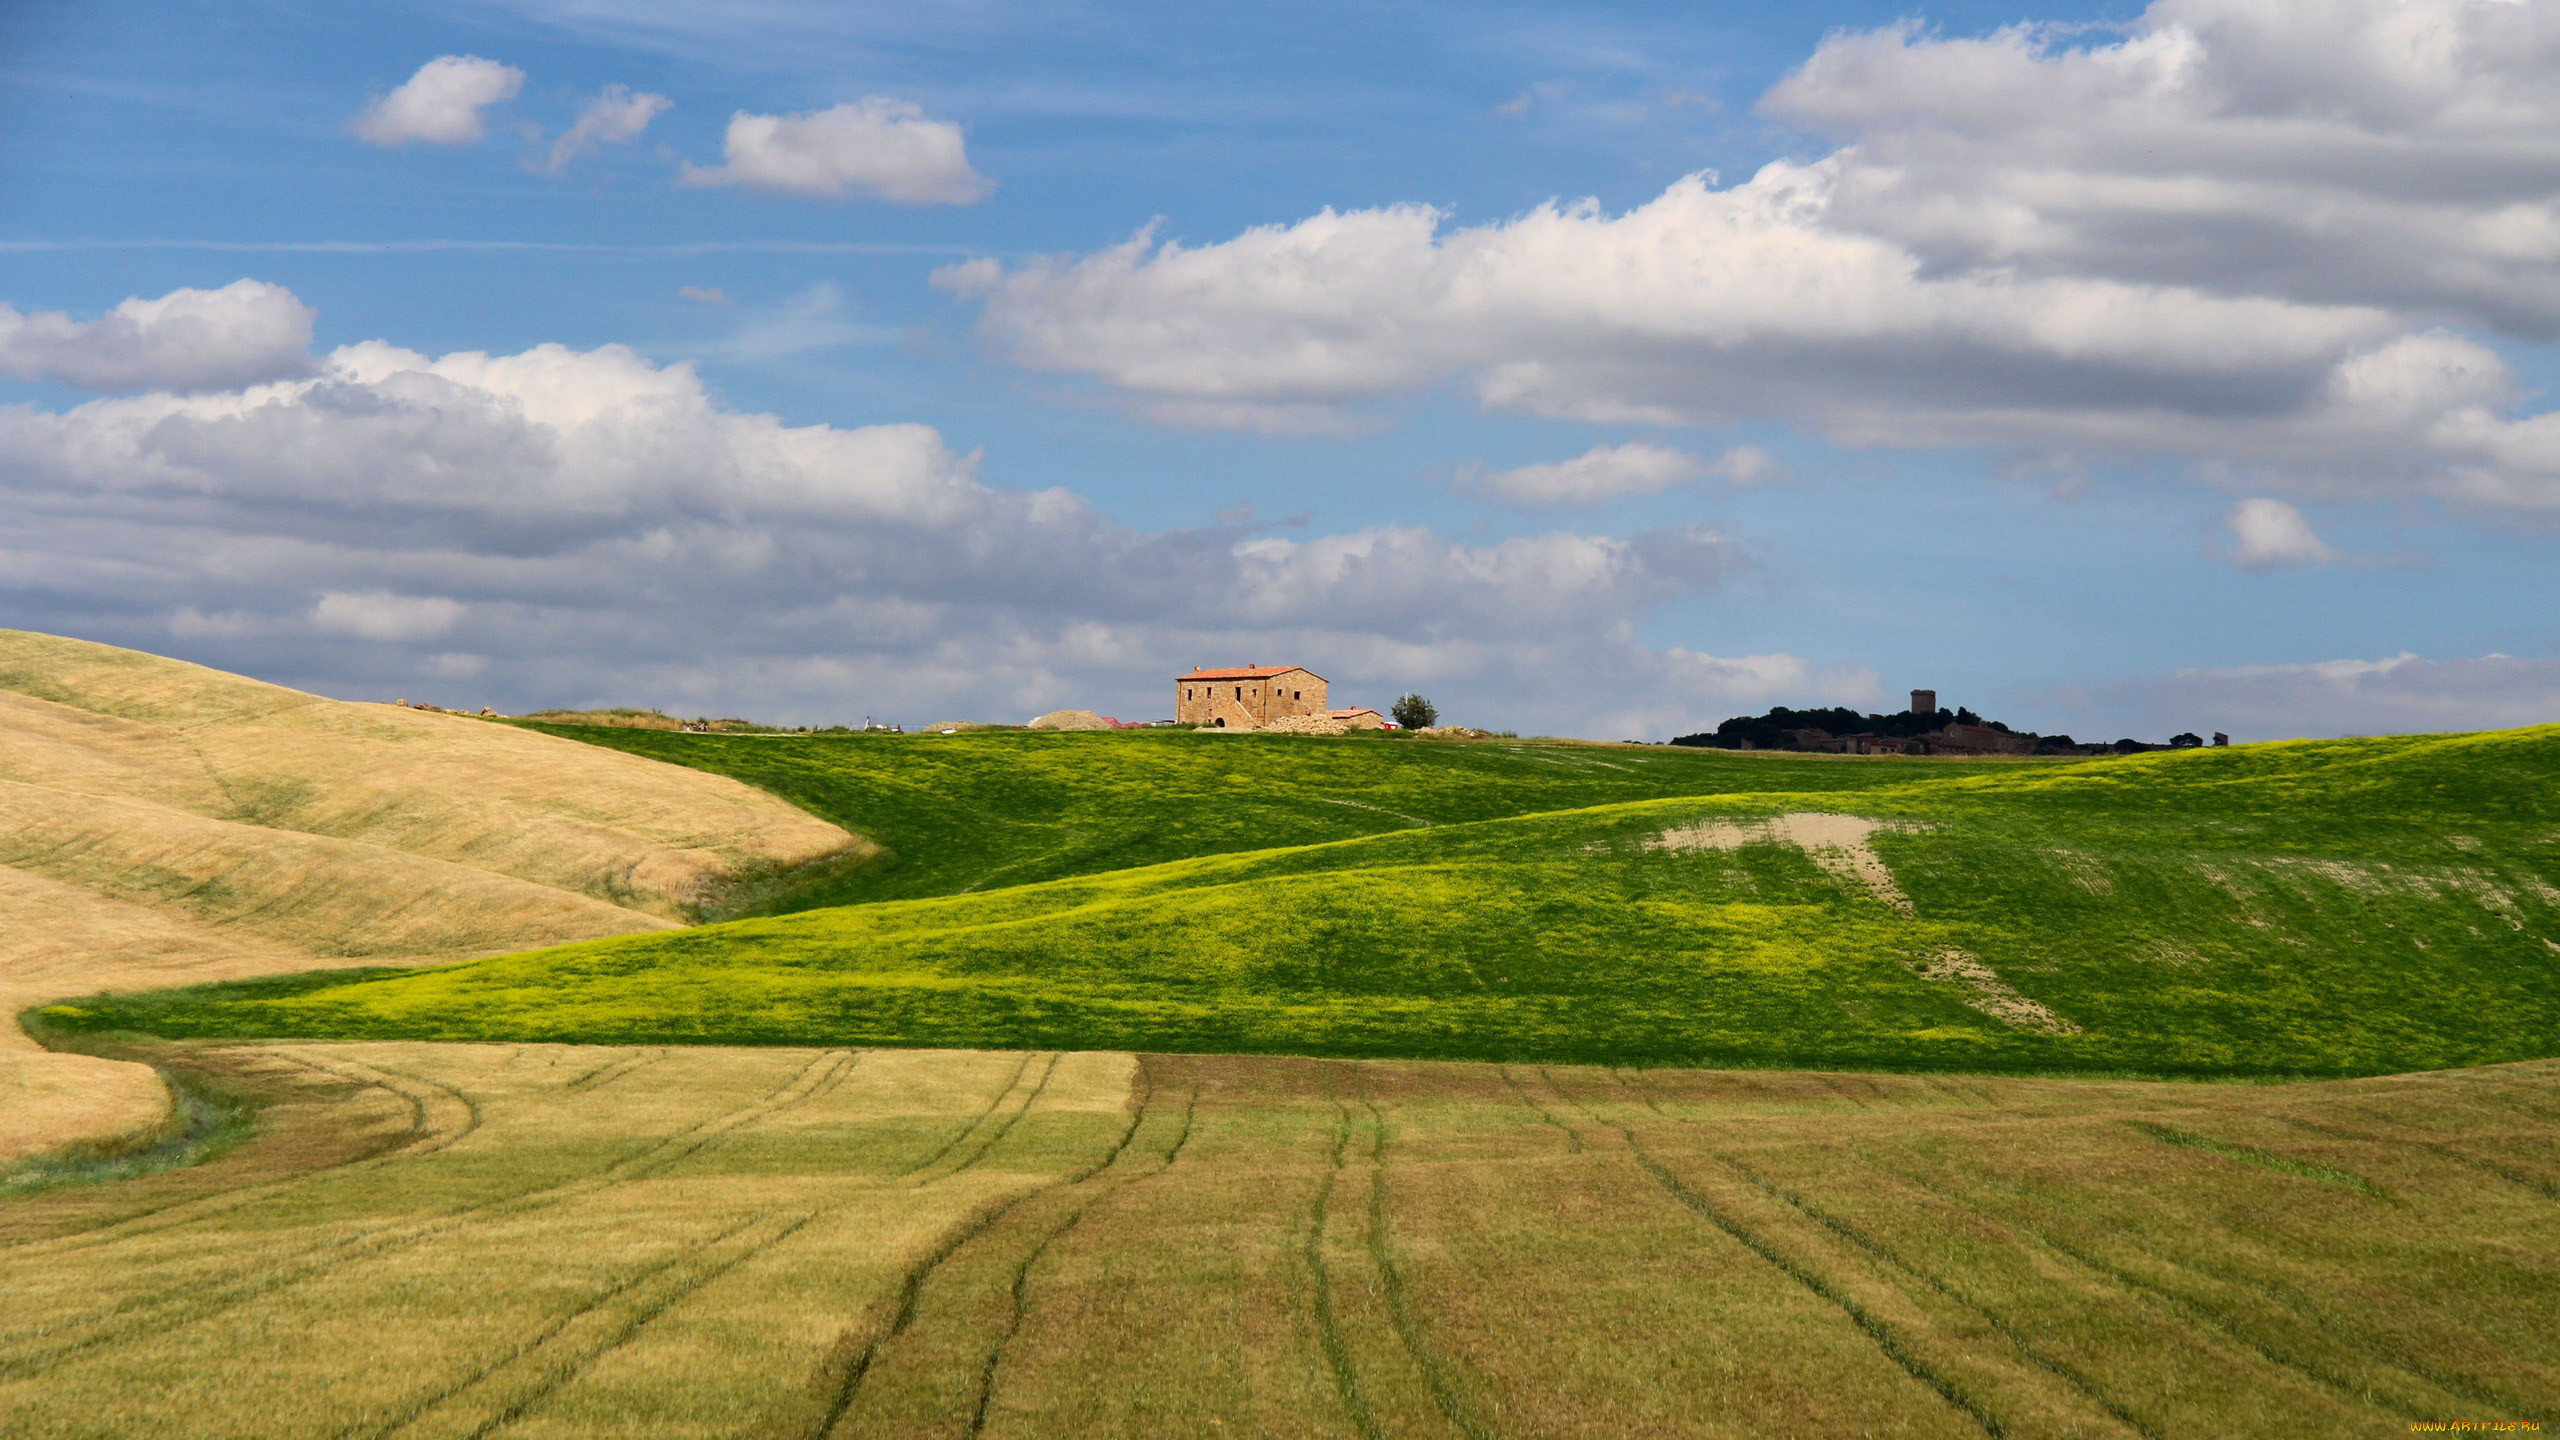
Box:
1260;713;1353;736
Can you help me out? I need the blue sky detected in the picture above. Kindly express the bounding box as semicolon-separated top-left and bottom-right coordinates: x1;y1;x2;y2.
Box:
6;0;2559;738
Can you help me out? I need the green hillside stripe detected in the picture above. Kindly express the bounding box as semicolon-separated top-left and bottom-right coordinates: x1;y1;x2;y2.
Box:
44;724;2560;1076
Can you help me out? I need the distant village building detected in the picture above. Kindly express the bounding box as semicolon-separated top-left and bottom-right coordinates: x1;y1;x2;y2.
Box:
1927;722;2036;757
1327;707;1385;730
1787;728;1915;755
1786;706;2033;757
1176;665;1328;729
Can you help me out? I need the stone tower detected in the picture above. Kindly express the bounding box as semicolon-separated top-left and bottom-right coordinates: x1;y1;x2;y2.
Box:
1910;689;1937;716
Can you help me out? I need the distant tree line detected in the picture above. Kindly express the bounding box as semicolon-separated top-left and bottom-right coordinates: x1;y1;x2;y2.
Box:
1670;705;2196;756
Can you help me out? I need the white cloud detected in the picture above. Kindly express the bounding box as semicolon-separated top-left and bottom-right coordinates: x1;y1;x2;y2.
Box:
311;591;464;641
0;287;1784;735
680;99;991;204
1463;442;1704;505
2081;651;2560;742
696;283;898;364
541;85;672;174
0;280;314;392
351;56;524;147
940;168;2400;437
1762;1;2560;334
1706;445;1787;486
167;606;255;640
935;0;2560;509
2224;497;2341;568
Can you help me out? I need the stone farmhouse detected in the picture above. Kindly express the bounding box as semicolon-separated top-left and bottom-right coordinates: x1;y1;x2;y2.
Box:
1177;665;1327;729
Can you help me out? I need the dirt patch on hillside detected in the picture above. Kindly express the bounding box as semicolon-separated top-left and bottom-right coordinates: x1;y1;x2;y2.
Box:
1908;948;2083;1034
1646;811;2082;1034
1646;812;1921;914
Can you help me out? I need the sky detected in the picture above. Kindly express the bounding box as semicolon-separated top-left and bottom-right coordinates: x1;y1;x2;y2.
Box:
5;0;2560;740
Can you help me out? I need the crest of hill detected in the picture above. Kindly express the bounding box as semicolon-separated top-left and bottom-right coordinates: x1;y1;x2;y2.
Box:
0;629;860;1163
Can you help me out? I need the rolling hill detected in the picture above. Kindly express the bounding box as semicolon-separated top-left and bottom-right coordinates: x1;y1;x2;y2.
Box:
56;722;2560;1079
0;630;859;1162
509;723;1972;915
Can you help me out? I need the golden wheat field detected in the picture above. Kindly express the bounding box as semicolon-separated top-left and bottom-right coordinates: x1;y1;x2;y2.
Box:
2;1040;2553;1439
0;630;856;1163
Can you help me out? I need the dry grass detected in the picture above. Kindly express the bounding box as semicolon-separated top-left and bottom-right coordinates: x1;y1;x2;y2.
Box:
1;1042;2551;1438
0;629;860;1162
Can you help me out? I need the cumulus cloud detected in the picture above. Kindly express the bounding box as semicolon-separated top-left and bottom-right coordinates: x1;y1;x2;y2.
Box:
680;99;990;204
1763;1;2560;334
1458;441;1781;505
311;591;463;641
540;85;672;174
2224;497;2341;568
940;170;2402;439
0;280;314;392
1464;442;1704;505
351;56;524;146
936;0;2560;508
2078;651;2560;742
0;289;1790;734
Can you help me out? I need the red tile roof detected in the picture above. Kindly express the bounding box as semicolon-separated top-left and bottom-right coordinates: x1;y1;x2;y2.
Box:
1182;665;1321;681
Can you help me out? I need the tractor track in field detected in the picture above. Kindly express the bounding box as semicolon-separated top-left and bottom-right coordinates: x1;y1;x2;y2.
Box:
2267;1109;2560;1202
1912;1127;2555;1423
799;1052;1074;1440
1504;1069;2004;1439
349;1051;1058;1440
342;1206;815;1440
1708;1145;2162;1440
963;1061;1201;1439
1306;1079;1385;1440
0;1048;468;1255
414;1040;1054;1434
1611;1043;2535;1419
1594;1070;2161;1439
1496;1065;1580;1154
906;1056;1055;1189
1353;1083;1498;1440
1849;1138;2539;1424
1296;1064;1497;1440
558;1047;666;1093
0;1049;859;1381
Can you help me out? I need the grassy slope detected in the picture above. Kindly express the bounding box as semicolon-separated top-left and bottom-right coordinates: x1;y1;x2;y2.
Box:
51;726;2560;1077
517;725;1951;914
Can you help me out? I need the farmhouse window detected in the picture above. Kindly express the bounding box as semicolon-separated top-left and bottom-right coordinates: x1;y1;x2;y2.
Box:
1235;686;1243;700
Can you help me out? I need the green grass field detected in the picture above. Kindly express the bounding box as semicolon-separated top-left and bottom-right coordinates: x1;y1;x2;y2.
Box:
512;725;1954;915
47;725;2560;1078
4;1040;2551;1439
